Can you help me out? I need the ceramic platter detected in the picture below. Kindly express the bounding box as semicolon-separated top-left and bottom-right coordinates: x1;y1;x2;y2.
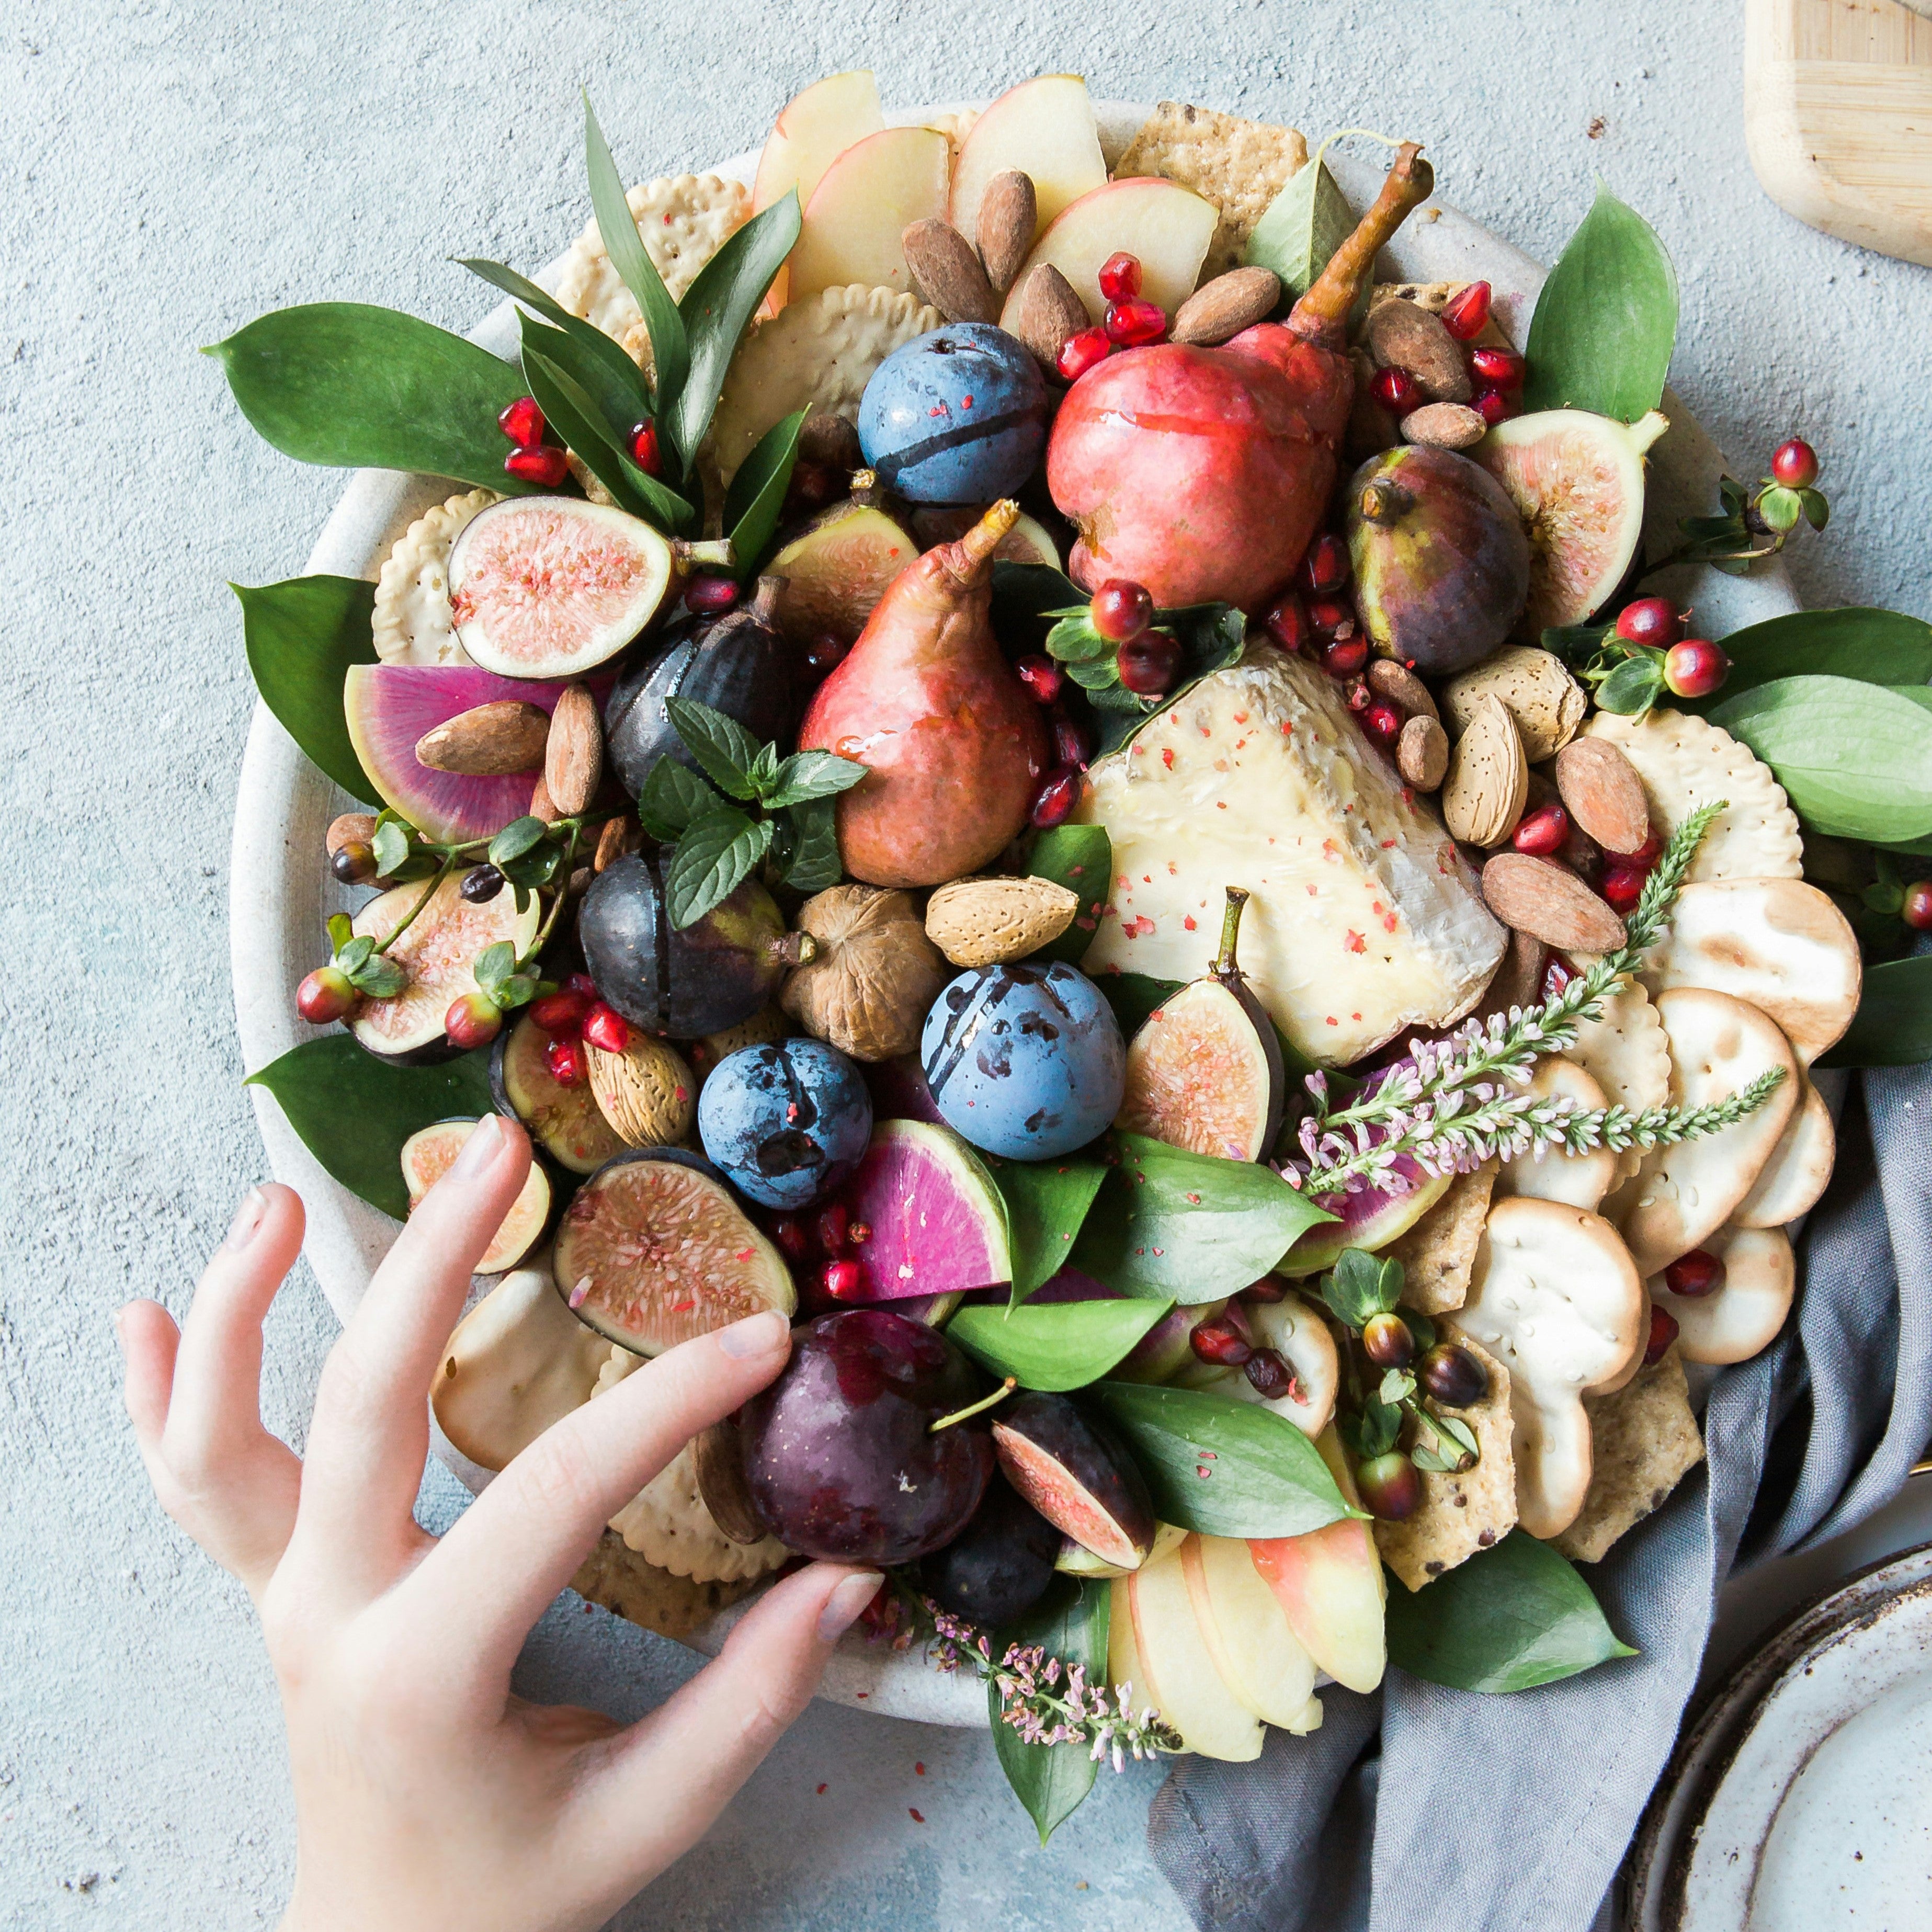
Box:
227;98;1798;1724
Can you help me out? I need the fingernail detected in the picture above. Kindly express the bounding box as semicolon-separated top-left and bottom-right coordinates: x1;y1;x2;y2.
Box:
111;1305;128;1349
222;1187;269;1252
448;1113;507;1183
817;1570;884;1643
718;1308;791;1359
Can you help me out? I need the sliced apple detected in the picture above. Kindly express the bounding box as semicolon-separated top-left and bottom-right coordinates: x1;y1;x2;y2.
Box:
949;74;1108;256
753;70;883;312
1120;1545;1264;1760
1182;1533;1319;1729
789;126;951;304
1000;177;1217;326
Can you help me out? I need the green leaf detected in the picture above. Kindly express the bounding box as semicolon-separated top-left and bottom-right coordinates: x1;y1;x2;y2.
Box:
1816;956;1932;1069
1028;824;1111;964
989;1576;1109;1844
458;255;653;422
1073;1133;1334;1304
992;560;1087;649
232;577;380;802
764;749;870;809
208;303;533;493
637;756;717;841
1093;973;1183;1042
488;816;549;866
724;409;806;575
950;1298;1173;1392
371;820;409;878
1320;1248;1404;1329
1086;1382;1353;1537
1338;1399;1401;1460
1596;652;1665;716
246;1037;494;1219
665;696;760;801
1710;675;1932;842
1244;139;1369;325
472;940;515;998
347;955;407;999
1383;1530;1637;1692
1522;185;1678;422
665;807;771;928
782;797;843;891
988;1159;1110;1305
1681;607;1932;713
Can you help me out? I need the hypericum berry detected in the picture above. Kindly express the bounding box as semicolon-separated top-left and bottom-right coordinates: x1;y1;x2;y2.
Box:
1308;595;1355;638
1513;802;1571;856
581;1002;630;1055
1370;366;1424;416
1052;713;1092;769
804;632;850;678
814;1202;850;1255
1300;532;1350;596
1665;1249;1726;1298
498;395;545;448
1471;386;1514;427
1189;1315;1253;1369
1029;768;1081;829
1356;1451;1422;1521
296;965;358;1025
1771;438;1820;489
530;988;588;1035
1362;701;1404;747
684;574;740;615
822;1257;867;1301
1090;578;1154;643
460;863;505;903
1260;592;1310;653
1469;345;1525;391
1240;1274;1289;1303
1015;654;1064;705
1104;297;1167;346
330;841;378;886
544;1035;586;1086
1601;864;1647;915
504;443;569;486
1117;628;1183;696
1903;880;1932;931
1615;596;1686;649
847;1220;872;1247
445;991;503;1051
1321;637;1369;678
1439;279;1492;341
1361;1310;1415;1370
1644;1303;1680;1366
1097;251;1143;303
1663;639;1730;699
1055;325;1113;382
1417;1343;1489;1408
1244;1348;1297;1400
628;420;662;474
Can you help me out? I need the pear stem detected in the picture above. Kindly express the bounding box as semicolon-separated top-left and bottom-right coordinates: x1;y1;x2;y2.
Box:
1212;886;1250;979
1288;143;1435;350
929;1376;1017;1434
949;499;1021;587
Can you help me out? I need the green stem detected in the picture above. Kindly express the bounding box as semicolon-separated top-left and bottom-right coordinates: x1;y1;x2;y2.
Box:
374;855;453;956
518;825;581;968
929;1377;1017;1434
1212;887;1249;979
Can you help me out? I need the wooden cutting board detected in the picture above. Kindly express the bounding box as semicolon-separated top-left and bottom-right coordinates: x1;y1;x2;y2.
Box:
1744;0;1932;266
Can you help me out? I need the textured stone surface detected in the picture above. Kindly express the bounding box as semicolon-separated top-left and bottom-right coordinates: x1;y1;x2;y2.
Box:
0;2;1924;1925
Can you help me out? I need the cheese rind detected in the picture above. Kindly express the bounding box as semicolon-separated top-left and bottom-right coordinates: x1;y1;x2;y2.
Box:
1074;644;1506;1066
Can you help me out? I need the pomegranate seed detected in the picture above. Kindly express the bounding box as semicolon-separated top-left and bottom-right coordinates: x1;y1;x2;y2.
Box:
804;632;850;678
1370;366;1424;415
786;460;842;513
1117;628;1183;696
1627;827;1664;868
1097;251;1143;303
296;966;357;1025
1104;298;1167;347
1563;822;1604;884
1244;1348;1295;1400
582;1002;630;1055
1665;1249;1726;1298
1664;639;1730;699
1440;280;1492;340
822;1258;867;1301
769;1216;813;1265
1055;325;1113;382
1471;386;1514;426
628;420;662;473
1052;713;1092;769
1260;593;1310;652
1644;1303;1680;1366
1090;578;1153;643
530;989;588;1035
1513;802;1571;856
1615;596;1687;649
1308;595;1355;637
445;992;503;1052
1322;637;1369;678
1601;864;1647;915
505;444;569;486
564;972;599;1001
1300;532;1350;596
685;574;740;614
1470;345;1525;390
545;1035;586;1086
1030;769;1081;829
815;1202;850;1254
1903;881;1932;931
847;1220;872;1246
1362;701;1403;746
1771;438;1820;489
1190;1316;1253;1368
497;395;545;447
1015;654;1064;705
1345;676;1372;712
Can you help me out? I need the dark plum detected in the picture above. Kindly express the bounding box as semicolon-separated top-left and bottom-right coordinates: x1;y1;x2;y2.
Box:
918;1474;1060;1626
991;1392;1155;1571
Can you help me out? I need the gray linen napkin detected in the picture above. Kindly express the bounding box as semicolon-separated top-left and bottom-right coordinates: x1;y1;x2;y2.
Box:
1147;1059;1932;1931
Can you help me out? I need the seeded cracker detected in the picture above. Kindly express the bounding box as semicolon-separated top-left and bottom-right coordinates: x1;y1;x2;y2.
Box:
1552;1345;1704;1563
572;1530;762;1641
1390;1162;1497;1315
1374;1333;1516;1589
1112;102;1308;278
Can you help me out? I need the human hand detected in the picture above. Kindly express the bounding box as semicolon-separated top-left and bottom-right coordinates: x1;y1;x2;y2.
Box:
118;1113;879;1932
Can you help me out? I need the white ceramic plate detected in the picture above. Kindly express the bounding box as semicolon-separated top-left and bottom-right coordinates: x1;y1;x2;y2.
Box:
228;97;1799;1725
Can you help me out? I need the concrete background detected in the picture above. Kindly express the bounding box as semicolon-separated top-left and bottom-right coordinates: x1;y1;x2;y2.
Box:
2;2;1926;1925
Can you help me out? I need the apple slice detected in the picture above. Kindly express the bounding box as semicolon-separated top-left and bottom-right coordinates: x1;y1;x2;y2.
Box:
753;70;883;312
1120;1547;1264;1760
789;126;951;304
949;74;1108;255
1181;1533;1318;1729
1000;177;1217;326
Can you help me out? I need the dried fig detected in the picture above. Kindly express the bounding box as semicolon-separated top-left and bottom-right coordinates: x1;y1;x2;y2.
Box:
781;886;949;1062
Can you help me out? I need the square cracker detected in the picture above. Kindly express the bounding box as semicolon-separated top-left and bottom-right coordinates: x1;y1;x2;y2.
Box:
573;1530;762;1641
1374;1333;1517;1590
1391;1163;1497;1315
1112;101;1307;277
1552;1346;1704;1564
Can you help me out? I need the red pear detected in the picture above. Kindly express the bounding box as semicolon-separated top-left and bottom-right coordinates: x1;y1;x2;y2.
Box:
798;501;1048;888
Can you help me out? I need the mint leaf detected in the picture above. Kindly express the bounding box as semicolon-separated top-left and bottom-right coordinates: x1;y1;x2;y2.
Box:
637;756;717;842
766;749;869;809
665;696;760;800
782;797;843;892
665;807;772;928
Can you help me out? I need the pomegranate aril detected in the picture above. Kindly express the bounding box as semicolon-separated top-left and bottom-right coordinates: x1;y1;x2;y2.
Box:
1439;279;1492;341
564;972;599;1001
1117;628;1182;696
505;444;569;486
1542;956;1576;1002
822;1258;867;1301
1322;637;1368;678
1189;1316;1253;1368
1261;593;1310;652
814;1202;850;1255
1055;325;1113;382
1664;1248;1725;1298
1308;595;1355;637
1030;769;1080;829
804;632;850;678
685;574;740;615
1090;578;1153;643
1362;701;1403;746
1370;366;1424;415
530;989;589;1035
545;1035;586;1086
1663;639;1730;699
1770;437;1820;489
1903;881;1932;931
1300;532;1350;596
1244;1348;1295;1400
1644;1303;1680;1366
1052;713;1092;769
1614;596;1686;649
498;395;546;448
1469;345;1525;390
1104;298;1167;347
1097;251;1143;303
628;420;662;474
1015;654;1063;706
1513;802;1571;856
1627;827;1664;868
1471;386;1514;427
582;1002;630;1055
769;1216;813;1265
1601;864;1646;915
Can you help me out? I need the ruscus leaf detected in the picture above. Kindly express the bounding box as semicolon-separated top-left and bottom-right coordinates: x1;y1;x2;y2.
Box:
989;1577;1110;1844
988;1158;1110;1304
232;576;380;802
949;1298;1173;1392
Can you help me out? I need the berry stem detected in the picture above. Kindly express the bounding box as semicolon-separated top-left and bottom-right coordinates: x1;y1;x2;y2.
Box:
372;855;454;957
928;1376;1018;1434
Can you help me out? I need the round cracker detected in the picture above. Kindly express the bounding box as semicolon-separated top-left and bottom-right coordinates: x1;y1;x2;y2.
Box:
609;1442;790;1586
1493;1057;1619;1212
1650;1223;1794;1365
1734;1073;1835;1228
372;487;495;666
1567;980;1673;1181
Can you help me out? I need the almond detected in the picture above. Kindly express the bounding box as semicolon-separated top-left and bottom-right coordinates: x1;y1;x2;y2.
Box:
1367;657;1438;722
1442;647;1587;763
902;218;997;325
1397;713;1450;790
1555;737;1652;856
544;684;602;818
975;169;1038;293
1364;298;1472;403
326;811;378;857
1169;267;1281;346
594;812;641;873
1440;695;1527;847
528;772;559;824
1400;401;1486;450
415;701;551;776
586;1035;696;1147
1003;262;1089;371
925;876;1080;968
1481;854;1628;953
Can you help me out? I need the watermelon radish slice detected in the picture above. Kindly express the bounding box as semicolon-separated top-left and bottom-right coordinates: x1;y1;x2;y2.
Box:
837;1120;1012;1301
1276;1147;1451;1277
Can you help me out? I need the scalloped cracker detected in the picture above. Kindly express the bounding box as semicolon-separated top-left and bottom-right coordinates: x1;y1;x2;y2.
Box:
609;1442;790;1585
1391;1162;1497;1315
1567;981;1673;1179
1112;101;1306;277
373;488;496;666
572;1529;761;1640
1552;1345;1703;1563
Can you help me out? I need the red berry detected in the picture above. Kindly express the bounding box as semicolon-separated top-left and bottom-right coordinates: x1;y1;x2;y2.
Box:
1904;881;1932;931
1626;827;1664;868
1615;597;1686;649
1664;639;1730;699
1052;713;1092;769
1471;386;1514;427
1117;629;1183;696
769;1216;813;1265
1361;1310;1415;1369
1308;595;1355;638
1240;1275;1289;1304
1104;297;1167;347
1029;769;1081;829
822;1258;867;1301
1771;438;1820;490
1260;593;1310;652
1440;280;1492;341
445;991;503;1051
1322;637;1369;678
1601;864;1647;915
1469;345;1525;390
1644;1303;1680;1366
545;1035;586;1086
685;574;740;615
530;989;588;1035
1243;1348;1296;1400
1370;366;1424;415
1356;1451;1422;1520
1090;578;1154;643
804;632;850;678
1097;251;1143;302
1665;1248;1726;1298
1362;701;1403;746
505;443;569;486
1513;802;1571;856
497;395;545;448
1417;1343;1488;1408
1190;1315;1253;1369
296;965;358;1025
815;1202;850;1255
1055;325;1113;382
582;1002;630;1055
1015;654;1064;705
1300;532;1350;596
564;972;599;1001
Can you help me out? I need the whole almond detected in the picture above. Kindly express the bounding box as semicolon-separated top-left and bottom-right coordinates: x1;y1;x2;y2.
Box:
926;876;1080;968
1401;401;1486;450
1367;656;1438;721
1555;737;1652;855
1480;854;1627;954
902;218;997;325
1397;713;1449;790
527;772;559;824
1440;695;1527;846
326;811;378;857
415;701;551;776
976;169;1037;293
1365;298;1472;403
1442;647;1587;762
1170;267;1281;346
545;684;602;818
1002;262;1090;371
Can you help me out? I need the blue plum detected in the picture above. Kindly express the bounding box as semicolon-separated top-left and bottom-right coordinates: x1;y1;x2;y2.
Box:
918;961;1126;1160
857;323;1049;504
697;1038;872;1210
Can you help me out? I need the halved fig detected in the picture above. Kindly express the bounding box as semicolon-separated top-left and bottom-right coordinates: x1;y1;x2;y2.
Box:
491;1011;628;1174
691;1416;770;1546
1056;1518;1186;1579
448;497;676;679
769;498;917;646
992;1391;1155;1571
551;1146;795;1355
400;1119;552;1271
1115;888;1285;1161
348;873;540;1063
1472;409;1667;636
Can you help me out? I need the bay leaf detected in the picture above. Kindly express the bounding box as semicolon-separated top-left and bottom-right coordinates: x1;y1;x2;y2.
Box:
232;575;379;802
988;1157;1109;1305
988;1576;1110;1843
949;1297;1173;1391
1683;607;1932;712
1816;955;1932;1070
1243;142;1368;324
1027;824;1111;964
